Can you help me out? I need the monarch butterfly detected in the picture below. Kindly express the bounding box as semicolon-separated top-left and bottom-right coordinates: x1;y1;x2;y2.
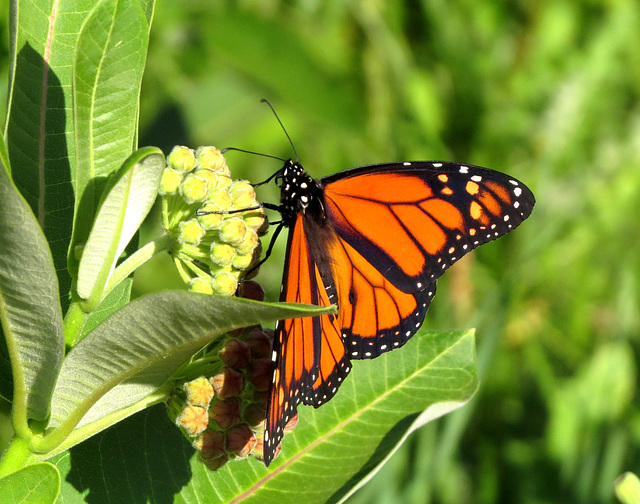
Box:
236;104;535;466
257;150;535;466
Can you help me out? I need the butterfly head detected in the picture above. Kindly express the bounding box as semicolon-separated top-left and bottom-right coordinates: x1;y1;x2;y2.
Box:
277;159;323;225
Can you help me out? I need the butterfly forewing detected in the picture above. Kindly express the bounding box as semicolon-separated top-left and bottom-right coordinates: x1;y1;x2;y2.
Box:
322;161;535;293
264;213;350;466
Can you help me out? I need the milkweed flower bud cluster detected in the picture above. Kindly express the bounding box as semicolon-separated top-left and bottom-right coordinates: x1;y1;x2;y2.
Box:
160;146;268;294
166;282;296;469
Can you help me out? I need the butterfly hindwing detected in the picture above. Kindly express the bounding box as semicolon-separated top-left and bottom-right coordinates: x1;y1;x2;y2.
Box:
318;233;436;359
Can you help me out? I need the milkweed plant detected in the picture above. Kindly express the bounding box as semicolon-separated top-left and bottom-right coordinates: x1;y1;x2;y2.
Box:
0;1;481;502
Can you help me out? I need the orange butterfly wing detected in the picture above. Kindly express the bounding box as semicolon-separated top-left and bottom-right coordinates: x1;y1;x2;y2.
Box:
322;162;534;292
264;213;350;466
321;161;534;355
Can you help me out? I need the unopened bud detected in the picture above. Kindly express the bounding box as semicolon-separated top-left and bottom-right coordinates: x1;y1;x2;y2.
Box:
189;277;214;294
210;242;236;267
209;398;243;429
244;329;271;359
219;339;251;370
236;281;266;302
176;405;209;436
211;271;238;296
167;146;196;172
178;219;206;245
226;424;257;457
235;228;259;255
247;358;272;391
210;368;244;399
184;376;215;407
196;146;230;175
180;174;208;204
194;429;226;460
160;168;183;195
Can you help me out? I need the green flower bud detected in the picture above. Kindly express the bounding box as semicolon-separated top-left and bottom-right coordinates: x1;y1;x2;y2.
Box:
235;228;259;255
178;219;206;245
615;472;640;504
219;218;247;247
231;251;254;271
243;209;267;234
230;180;257;210
197;211;223;231
204;189;233;212
196;146;230;176
189;277;214;294
211;271;238;296
210;242;236;267
160;168;183;195
167;146;196;172
193;168;231;193
179;174;208;204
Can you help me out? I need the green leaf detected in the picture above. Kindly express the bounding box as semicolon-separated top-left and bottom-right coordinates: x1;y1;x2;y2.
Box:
76;148;164;308
51;328;476;503
45;292;333;448
4;0;99;306
0;462;60;504
0;144;64;431
69;0;151;281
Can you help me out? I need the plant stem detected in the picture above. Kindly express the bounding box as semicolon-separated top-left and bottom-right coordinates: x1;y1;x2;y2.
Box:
64;234;173;348
0;437;35;478
63;300;90;349
104;233;173;295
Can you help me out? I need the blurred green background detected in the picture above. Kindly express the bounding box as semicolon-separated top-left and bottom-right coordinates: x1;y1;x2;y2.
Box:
3;0;640;502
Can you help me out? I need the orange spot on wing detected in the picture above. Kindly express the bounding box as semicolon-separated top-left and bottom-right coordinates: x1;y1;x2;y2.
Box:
470;201;483;220
465;181;480;195
420;198;464;229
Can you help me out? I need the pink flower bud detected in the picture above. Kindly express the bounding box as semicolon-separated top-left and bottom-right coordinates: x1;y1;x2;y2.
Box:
209;398;242;430
247;358;272;391
219;338;251;370
210;368;244;399
226;424;257;457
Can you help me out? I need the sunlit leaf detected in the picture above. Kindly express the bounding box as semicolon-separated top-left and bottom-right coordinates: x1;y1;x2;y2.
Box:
0;462;60;504
51;328;477;503
76;148;164;307
69;0;151;281
48;292;333;433
0;143;64;428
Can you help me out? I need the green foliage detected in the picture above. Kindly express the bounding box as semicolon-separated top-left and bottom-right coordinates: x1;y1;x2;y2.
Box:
0;461;60;504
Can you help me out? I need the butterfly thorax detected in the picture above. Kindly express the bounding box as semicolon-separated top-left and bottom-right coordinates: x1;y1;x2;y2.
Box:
277;159;325;226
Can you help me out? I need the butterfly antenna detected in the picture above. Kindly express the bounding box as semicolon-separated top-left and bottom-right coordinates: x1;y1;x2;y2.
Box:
261;98;298;162
221;147;285;163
